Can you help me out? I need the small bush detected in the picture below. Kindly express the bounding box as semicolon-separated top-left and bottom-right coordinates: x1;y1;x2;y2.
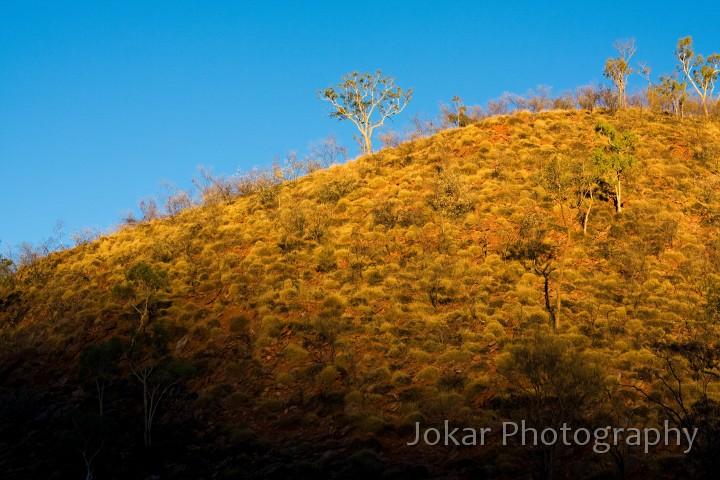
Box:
391;370;412;386
276;372;295;386
415;366;440;382
317;365;339;387
285;344;309;362
228;392;248;408
426;170;475;218
316;246;337;272
408;348;431;363
262;315;283;337
229;315;250;333
347;449;384;477
318;179;356;203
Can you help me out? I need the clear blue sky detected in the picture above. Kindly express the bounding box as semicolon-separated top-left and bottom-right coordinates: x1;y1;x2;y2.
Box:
1;0;718;249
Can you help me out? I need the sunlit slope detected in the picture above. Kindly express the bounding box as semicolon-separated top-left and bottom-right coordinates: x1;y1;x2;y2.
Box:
5;110;719;342
2;109;720;478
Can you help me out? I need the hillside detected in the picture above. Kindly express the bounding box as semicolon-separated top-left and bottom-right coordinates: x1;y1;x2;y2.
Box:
2;109;720;479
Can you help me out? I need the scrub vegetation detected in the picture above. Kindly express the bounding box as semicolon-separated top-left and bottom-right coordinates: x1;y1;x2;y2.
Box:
2;108;720;479
1;35;720;479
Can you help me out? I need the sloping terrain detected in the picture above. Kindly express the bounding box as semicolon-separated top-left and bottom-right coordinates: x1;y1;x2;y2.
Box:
2;109;720;479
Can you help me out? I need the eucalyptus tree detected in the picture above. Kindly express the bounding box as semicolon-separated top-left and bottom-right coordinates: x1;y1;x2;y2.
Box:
675;36;720;117
318;70;413;155
593;120;637;213
604;39;637;109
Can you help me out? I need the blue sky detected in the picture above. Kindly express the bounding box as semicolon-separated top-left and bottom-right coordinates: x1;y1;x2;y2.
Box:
1;0;719;249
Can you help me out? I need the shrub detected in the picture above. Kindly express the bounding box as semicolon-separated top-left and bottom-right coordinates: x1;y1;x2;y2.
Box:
484;320;506;338
276;372;295;386
347;449;384;477
257;398;283;414
368;366;391;383
198;383;234;403
426;170;475;218
261;315;283;337
228;391;249;408
317;365;339;387
360;415;387;435
229;315;250;333
391;370;412;386
372;201;398;228
344;390;365;412
437;372;466;391
285;344;309;362
317;179;356;203
415;366;441;382
436;348;473;364
464;376;490;399
316;246;337;272
408;348;431;363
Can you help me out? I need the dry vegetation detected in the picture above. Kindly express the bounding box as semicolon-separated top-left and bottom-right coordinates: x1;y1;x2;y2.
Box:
2;109;720;479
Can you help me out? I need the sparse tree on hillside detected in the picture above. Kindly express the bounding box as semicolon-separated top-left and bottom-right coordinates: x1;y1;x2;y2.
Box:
536;154;603;329
576;85;600;111
284;134;349;179
593;120;637;213
540;156;576;330
604;39;637;110
597;85;621;110
138;197;159;222
498;333;605;479
160;181;193;217
441;96;469;128
526;85;554;113
125;323;194;448
79;338;122;415
407;113;441;139
70;227;103;247
318;70;413;155
192;165;236;205
308;133;348;168
649;73;687;117
284;151;304;180
552;91;576;110
377;129;402;149
0;253;14;286
638;61;652;85
66;411;110;480
486;93;512;116
112;262;168;337
635;61;652;110
572;157;603;236
675;36;720;117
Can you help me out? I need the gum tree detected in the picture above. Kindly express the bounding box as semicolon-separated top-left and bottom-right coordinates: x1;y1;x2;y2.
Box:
540;156;575;330
593;120;637;213
675;36;720;117
0;253;14;286
78;337;122;415
318;70;412;155
125;322;195;448
441;96;469;128
112;262;168;336
498;333;605;479
604;39;636;109
650;73;687;117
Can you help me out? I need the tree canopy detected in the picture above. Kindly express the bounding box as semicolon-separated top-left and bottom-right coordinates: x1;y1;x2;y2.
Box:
593;120;637;213
318;70;412;155
675;36;720;117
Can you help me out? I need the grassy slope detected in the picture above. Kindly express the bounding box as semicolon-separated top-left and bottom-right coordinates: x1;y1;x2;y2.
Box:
2;109;720;478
